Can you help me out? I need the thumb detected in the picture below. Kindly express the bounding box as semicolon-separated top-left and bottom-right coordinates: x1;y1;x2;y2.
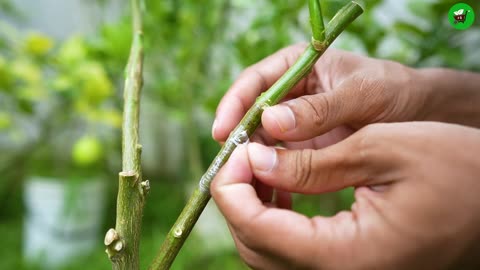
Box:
211;143;364;269
262;75;387;141
246;129;389;193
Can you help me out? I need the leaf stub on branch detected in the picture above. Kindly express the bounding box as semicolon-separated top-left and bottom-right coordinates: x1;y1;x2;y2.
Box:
105;228;125;260
105;228;120;245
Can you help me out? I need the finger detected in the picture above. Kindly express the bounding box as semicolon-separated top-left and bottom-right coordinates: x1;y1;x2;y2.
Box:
227;221;291;270
211;144;323;266
250;127;279;146
246;125;400;194
213;43;310;141
212;143;387;268
262;74;389;141
283;126;354;150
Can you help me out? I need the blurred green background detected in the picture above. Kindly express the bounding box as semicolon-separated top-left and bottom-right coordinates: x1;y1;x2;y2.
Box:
0;0;479;269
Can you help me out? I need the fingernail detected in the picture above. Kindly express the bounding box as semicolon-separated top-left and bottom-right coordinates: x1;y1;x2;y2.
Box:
265;105;296;132
248;143;277;172
212;119;218;139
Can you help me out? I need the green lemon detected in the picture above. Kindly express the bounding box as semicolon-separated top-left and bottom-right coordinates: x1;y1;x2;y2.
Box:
24;32;54;56
449;3;475;30
100;109;122;128
72;136;103;166
11;59;41;84
57;36;87;65
74;62;113;104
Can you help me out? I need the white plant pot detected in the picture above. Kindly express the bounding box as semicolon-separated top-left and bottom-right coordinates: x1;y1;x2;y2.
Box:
23;176;106;268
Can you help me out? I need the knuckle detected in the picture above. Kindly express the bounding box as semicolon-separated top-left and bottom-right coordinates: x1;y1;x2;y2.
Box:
293;149;314;190
283;42;309;57
237;67;252;82
298;95;330;130
355;124;387;164
358;123;383;139
353;71;399;124
357;125;379;152
238;67;267;90
354;75;388;121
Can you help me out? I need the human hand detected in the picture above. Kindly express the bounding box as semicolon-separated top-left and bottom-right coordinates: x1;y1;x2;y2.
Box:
212;43;480;149
211;122;480;270
212;43;432;149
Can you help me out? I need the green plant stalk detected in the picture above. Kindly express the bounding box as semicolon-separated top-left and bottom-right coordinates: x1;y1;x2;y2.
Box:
150;2;363;269
104;0;147;269
309;0;325;42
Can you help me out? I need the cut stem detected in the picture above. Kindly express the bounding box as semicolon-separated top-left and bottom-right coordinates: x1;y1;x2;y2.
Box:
105;0;146;269
150;2;363;269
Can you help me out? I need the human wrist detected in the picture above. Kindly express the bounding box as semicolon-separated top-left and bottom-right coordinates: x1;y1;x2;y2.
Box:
415;68;480;127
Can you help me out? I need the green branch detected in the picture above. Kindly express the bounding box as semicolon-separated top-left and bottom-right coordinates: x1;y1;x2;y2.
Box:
309;0;325;43
149;1;363;269
105;0;147;269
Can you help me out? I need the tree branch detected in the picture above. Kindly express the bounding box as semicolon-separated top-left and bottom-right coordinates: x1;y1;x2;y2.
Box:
309;0;325;44
149;1;363;269
105;0;146;269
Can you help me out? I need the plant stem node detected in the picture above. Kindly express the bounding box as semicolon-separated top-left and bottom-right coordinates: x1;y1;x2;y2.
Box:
173;228;183;238
311;37;327;51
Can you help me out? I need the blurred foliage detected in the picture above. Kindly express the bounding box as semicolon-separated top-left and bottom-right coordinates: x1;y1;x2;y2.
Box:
0;0;22;20
0;25;122;179
1;0;480;269
352;0;480;70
